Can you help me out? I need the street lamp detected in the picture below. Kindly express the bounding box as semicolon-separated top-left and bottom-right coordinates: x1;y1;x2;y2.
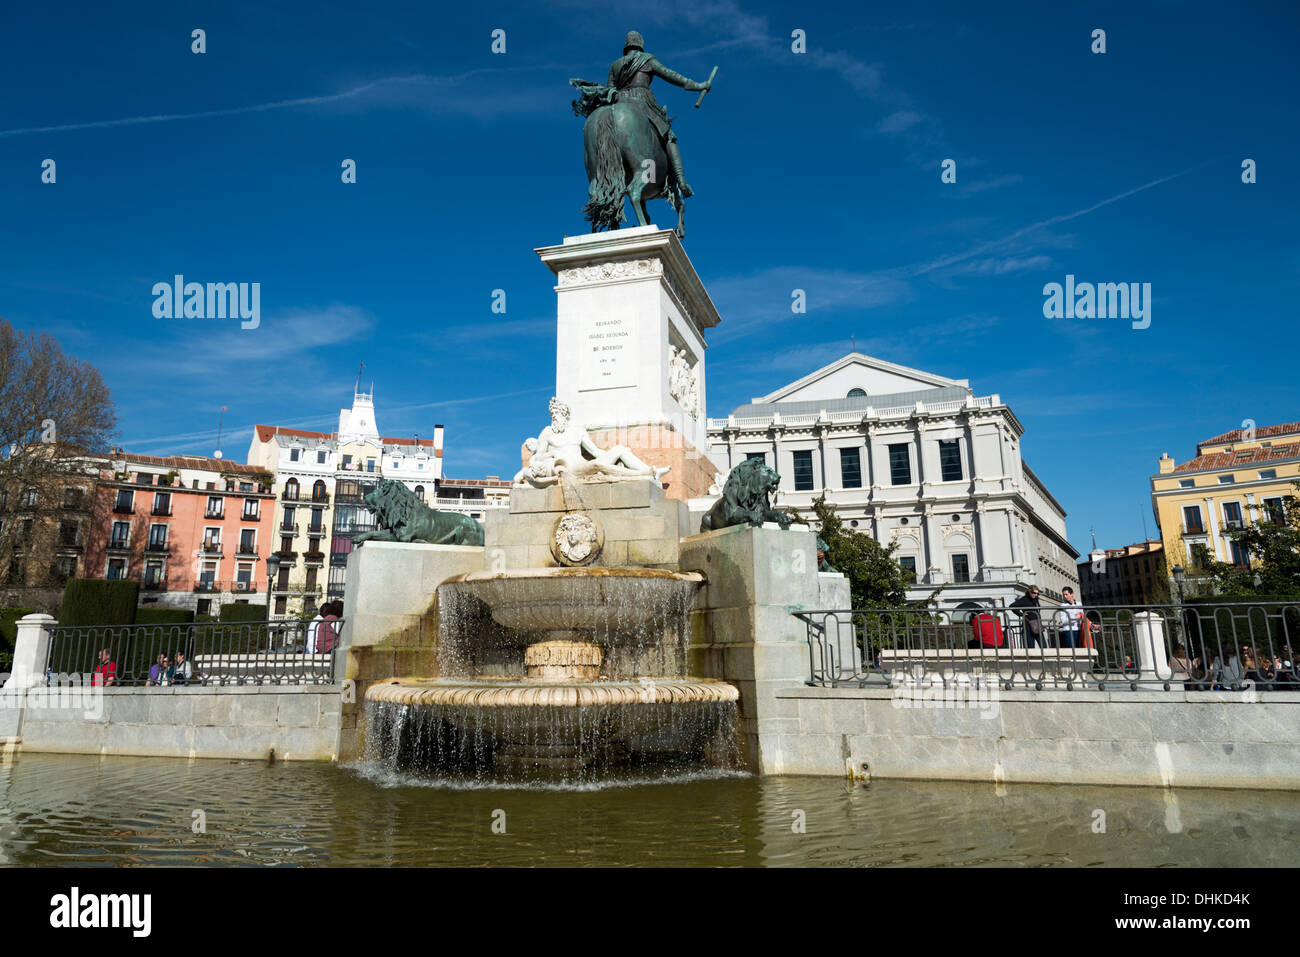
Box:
1172;564;1185;605
265;553;281;623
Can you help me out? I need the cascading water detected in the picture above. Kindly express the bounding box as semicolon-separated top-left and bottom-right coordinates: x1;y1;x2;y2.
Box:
362;567;743;787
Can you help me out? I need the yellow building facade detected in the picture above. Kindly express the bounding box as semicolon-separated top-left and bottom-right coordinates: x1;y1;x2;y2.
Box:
1151;421;1300;584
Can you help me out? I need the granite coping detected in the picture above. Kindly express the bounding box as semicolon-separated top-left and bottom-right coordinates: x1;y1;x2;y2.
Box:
777;685;1300;705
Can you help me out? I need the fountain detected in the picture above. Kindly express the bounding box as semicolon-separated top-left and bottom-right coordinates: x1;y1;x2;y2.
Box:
362;404;742;785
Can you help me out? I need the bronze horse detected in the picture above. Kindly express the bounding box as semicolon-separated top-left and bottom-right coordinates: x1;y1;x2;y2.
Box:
575;85;685;239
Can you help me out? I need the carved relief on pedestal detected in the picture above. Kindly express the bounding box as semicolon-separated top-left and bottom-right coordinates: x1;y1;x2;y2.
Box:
668;344;700;419
552;512;604;566
556;258;662;287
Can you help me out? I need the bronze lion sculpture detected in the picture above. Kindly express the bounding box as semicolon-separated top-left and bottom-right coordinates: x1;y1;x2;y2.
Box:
699;458;793;532
354;479;485;546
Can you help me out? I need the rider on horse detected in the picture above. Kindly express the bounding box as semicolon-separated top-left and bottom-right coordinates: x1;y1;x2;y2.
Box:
607;31;711;197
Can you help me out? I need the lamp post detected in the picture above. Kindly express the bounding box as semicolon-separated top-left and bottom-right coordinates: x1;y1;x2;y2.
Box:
1172;564;1185;606
265;553;281;623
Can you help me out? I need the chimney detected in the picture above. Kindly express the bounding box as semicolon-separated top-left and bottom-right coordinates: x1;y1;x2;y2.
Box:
1158;452;1175;474
433;424;444;458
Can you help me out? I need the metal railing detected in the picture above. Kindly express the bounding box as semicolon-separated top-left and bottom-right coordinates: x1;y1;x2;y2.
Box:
794;602;1300;692
44;618;345;686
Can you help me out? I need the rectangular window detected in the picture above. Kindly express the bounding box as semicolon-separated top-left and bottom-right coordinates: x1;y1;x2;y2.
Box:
1218;474;1236;484
939;440;963;482
153;491;170;514
106;558;126;580
114;489;134;512
366;459;376;473
792;450;814;491
147;524;167;547
283;505;295;527
1230;541;1250;567
290;448;300;462
839;448;862;489
63;486;83;508
206;496;223;518
888;444;911;485
1182;505;1204;533
317;450;327;465
1259;469;1277;480
342;454;353;470
1264;497;1285;525
951;553;970;583
144;562;164;586
1178;478;1194;488
236;563;253;585
1222;501;1244;530
110;521;130;547
899;556;917;582
745;452;766;465
203;528;221;550
240;529;256;552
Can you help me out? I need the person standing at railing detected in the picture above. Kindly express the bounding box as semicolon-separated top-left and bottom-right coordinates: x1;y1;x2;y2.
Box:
173;651;193;686
316;601;341;654
92;648;117;687
1009;587;1043;648
1056;587;1083;648
147;653;167;686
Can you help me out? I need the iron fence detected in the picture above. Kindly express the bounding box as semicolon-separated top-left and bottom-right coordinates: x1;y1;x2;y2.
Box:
43;618;345;687
794;602;1300;692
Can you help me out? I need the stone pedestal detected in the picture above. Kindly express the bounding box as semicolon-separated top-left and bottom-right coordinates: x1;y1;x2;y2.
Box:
341;542;483;650
486;477;690;571
679;523;828;773
536;226;724;501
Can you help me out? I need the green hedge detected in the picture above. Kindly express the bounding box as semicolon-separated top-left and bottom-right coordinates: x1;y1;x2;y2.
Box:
134;607;195;625
218;601;267;623
58;579;140;627
0;607;34;654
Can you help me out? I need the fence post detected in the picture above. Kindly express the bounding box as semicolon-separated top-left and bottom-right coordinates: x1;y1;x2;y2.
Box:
1132;611;1170;683
11;614;56;689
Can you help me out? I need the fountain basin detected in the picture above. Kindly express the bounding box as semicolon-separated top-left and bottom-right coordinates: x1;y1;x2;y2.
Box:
368;676;739;708
440;566;704;634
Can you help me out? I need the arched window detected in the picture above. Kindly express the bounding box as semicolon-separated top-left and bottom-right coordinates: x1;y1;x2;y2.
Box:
312;479;327;503
284;478;299;501
414;485;425;502
847;388;867;398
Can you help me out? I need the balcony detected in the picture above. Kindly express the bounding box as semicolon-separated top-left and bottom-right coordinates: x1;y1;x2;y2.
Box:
311;492;330;505
307;525;326;535
231;580;259;594
204;508;225;520
1222;520;1246;532
143;579;168;591
236;544;258;558
151;504;173;516
145;541;170;554
274;549;297;562
113;503;134;514
280;522;299;534
281;488;301;502
201;542;224;556
107;539;131;552
1182;523;1206;535
241;509;261;522
193;580;222;593
304;551;325;566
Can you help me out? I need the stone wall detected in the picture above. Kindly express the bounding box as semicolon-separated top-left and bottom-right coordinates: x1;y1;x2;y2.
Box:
9;685;342;761
771;685;1300;790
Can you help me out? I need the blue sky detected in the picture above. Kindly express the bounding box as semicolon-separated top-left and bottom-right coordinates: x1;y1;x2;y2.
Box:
2;0;1297;557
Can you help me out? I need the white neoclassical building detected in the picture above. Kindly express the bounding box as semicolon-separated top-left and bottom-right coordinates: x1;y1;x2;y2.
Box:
705;353;1079;610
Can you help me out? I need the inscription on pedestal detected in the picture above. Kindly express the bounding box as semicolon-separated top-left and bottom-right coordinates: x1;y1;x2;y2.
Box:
579;311;634;391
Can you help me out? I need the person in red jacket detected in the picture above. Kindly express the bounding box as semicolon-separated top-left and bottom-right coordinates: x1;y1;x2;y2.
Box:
92;648;117;687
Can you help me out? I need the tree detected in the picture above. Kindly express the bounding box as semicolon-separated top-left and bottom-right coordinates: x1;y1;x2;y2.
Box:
1201;483;1300;599
0;320;117;604
787;495;915;608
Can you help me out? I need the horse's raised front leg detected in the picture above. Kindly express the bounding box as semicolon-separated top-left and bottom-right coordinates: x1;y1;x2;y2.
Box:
676;200;685;241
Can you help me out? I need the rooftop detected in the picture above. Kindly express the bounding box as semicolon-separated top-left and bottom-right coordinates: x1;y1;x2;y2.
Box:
1198;420;1300;452
1172;442;1300;473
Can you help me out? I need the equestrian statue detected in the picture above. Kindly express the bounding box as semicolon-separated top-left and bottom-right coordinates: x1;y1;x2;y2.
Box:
570;31;715;240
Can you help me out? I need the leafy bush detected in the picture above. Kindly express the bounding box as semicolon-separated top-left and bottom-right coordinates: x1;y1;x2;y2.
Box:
58;579;140;627
218;601;267;623
134;607;194;625
0;606;35;654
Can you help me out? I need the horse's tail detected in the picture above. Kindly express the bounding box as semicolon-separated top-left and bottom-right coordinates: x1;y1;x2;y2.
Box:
583;107;626;231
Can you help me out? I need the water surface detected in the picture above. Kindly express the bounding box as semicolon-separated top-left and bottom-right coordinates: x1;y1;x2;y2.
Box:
0;753;1294;867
